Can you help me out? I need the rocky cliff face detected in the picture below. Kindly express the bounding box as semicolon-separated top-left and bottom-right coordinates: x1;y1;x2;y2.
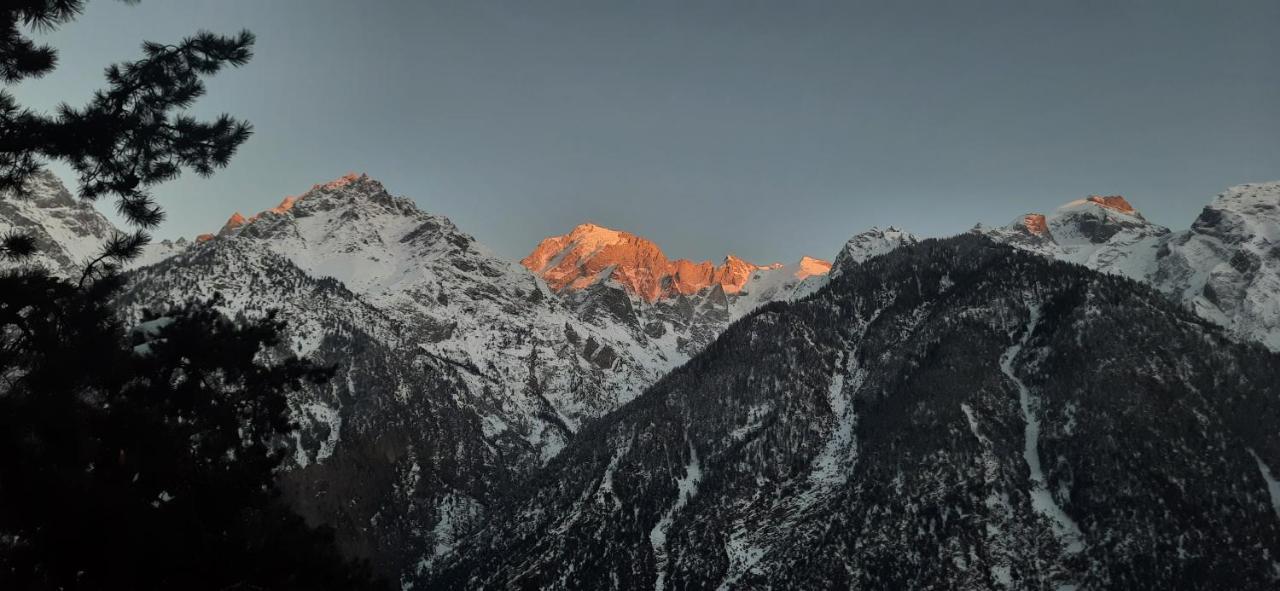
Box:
431;236;1280;590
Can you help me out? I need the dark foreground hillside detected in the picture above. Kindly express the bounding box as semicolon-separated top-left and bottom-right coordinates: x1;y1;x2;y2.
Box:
431;234;1280;590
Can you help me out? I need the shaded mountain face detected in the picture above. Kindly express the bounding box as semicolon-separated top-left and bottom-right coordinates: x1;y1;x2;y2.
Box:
980;183;1280;350
115;241;517;580
430;236;1280;590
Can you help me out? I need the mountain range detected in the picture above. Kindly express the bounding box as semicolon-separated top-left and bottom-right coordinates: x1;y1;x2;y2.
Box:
3;171;1279;588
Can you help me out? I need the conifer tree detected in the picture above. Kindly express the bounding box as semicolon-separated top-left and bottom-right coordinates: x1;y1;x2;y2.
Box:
1;2;385;587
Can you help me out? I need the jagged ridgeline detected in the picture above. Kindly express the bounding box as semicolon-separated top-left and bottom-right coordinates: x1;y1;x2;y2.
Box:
430;235;1280;590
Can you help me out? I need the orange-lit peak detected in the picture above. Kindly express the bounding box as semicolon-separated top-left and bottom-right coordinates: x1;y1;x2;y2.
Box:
796;256;833;279
219;212;247;235
1086;195;1136;215
521;222;826;302
195;233;215;243
267;195;299;215
318;172;365;191
1021;213;1050;236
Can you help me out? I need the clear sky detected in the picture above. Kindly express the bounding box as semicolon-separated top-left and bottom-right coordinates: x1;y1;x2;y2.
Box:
12;0;1279;264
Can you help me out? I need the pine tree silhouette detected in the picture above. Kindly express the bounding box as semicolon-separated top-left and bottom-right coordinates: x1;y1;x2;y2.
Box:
1;3;385;588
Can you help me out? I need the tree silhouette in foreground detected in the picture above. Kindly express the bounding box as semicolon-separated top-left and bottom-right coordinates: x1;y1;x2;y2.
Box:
1;2;384;588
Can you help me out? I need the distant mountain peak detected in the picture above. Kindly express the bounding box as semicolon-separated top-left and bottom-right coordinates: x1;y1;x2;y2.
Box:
522;222;828;302
796;256;833;279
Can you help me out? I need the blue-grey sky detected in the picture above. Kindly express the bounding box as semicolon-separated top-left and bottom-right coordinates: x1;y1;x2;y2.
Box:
12;0;1279;263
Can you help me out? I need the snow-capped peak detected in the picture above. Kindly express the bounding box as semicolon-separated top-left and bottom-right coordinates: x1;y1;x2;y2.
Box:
830;226;919;277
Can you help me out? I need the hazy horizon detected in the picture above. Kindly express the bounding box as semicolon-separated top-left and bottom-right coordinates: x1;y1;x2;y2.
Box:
11;0;1279;263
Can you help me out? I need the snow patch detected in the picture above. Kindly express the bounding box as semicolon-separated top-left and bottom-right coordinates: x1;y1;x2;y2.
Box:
1002;305;1084;554
1248;448;1280;521
650;440;702;591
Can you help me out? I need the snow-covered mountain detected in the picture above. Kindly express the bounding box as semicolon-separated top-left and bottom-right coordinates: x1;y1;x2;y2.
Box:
0;171;117;277
979;185;1280;350
1153;182;1280;350
431;235;1280;589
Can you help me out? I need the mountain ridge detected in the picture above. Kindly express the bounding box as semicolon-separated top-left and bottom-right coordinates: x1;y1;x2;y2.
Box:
521;221;830;303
